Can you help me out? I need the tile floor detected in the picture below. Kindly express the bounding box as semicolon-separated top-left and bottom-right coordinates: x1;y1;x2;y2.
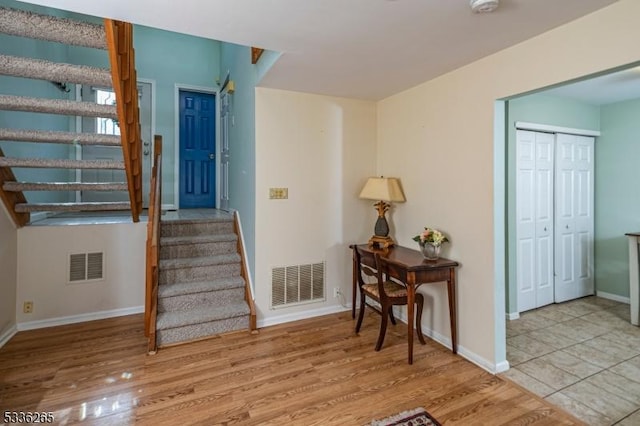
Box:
501;296;640;425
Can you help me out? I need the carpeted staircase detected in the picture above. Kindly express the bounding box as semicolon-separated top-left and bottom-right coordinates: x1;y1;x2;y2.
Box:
156;215;251;346
0;6;140;225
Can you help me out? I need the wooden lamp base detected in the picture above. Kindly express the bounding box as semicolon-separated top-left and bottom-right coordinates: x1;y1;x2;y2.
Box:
368;235;395;249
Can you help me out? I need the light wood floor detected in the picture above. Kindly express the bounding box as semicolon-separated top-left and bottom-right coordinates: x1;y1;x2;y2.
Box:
0;311;584;425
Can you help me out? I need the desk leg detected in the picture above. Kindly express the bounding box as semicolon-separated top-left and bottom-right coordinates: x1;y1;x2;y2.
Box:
352;251;357;319
447;268;457;354
407;274;415;365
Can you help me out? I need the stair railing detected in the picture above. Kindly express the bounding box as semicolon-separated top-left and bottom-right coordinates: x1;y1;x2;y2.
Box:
233;211;257;333
145;135;162;354
104;19;142;222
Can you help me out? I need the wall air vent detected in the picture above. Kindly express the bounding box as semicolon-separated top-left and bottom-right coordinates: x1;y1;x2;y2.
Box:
271;262;325;308
69;252;104;283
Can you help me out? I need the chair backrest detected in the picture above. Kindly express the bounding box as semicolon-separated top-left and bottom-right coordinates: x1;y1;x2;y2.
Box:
374;253;397;303
374;252;391;302
354;245;377;290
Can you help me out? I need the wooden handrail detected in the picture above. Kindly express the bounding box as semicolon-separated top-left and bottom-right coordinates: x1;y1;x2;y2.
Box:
0;147;29;227
104;19;142;223
145;135;162;354
233;211;257;333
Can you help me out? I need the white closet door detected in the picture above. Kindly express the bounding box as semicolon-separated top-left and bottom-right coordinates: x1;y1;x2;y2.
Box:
516;130;554;312
554;134;594;302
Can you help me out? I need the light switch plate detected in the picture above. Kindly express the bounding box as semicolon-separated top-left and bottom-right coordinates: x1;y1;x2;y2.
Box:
269;188;288;199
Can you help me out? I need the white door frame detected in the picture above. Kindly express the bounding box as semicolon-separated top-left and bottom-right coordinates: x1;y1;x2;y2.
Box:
173;83;220;210
138;78;156;208
74;79;156;206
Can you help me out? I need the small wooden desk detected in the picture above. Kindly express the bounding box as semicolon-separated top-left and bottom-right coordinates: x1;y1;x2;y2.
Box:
350;244;459;364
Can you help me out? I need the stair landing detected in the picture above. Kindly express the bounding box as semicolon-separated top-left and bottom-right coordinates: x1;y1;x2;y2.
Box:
27;208;232;226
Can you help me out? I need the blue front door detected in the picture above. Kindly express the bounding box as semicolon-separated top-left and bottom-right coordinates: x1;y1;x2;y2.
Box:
179;90;216;208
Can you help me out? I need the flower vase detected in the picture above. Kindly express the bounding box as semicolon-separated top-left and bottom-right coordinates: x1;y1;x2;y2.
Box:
420;242;441;260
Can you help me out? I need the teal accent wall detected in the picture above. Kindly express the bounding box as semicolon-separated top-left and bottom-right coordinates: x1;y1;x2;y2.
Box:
506;94;601;313
218;44;279;281
0;0;76;203
219;43;257;279
596;98;640;298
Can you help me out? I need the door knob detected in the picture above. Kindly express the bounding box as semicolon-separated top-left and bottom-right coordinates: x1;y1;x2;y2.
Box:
209;153;215;160
143;149;150;155
143;141;150;146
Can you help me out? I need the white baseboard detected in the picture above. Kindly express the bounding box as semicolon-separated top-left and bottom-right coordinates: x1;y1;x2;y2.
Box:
0;324;17;349
506;312;520;320
258;304;351;328
596;291;630;304
494;360;511;373
394;310;504;374
17;306;144;331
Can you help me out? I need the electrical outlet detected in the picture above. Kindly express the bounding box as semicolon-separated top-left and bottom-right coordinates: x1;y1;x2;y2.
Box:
23;301;33;314
333;287;340;298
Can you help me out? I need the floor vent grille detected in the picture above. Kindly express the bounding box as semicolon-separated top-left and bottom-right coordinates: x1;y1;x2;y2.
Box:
271;262;325;308
69;252;104;282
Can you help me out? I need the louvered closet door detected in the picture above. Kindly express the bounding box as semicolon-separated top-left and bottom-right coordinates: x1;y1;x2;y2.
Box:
516;130;555;312
554;134;594;302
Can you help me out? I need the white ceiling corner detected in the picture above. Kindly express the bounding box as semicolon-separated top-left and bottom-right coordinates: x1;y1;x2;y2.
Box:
19;0;619;100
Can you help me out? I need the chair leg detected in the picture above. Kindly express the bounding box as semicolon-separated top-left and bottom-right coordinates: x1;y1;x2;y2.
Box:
389;307;397;325
355;291;366;333
375;305;390;351
416;294;426;345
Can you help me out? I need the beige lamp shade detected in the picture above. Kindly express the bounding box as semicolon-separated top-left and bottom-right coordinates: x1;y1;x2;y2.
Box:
359;177;406;202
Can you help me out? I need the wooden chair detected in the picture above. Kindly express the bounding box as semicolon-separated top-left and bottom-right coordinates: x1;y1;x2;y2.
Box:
354;246;426;351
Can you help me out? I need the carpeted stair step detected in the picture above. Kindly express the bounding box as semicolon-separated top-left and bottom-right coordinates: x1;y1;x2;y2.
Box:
160;233;238;259
0;157;124;169
159;253;241;284
0;95;117;118
0;7;106;49
15;201;130;213
0;54;112;87
158;276;245;313
3;181;128;192
156;302;250;347
160;218;235;238
0;128;121;146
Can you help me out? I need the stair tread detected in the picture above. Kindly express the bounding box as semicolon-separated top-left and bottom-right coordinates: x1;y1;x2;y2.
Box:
0;128;121;146
0;157;125;169
15;202;130;213
163;217;234;225
159;253;241;269
160;233;238;246
159;276;245;298
0;95;117;119
0;54;112;87
156;302;250;330
0;7;107;49
4;181;128;191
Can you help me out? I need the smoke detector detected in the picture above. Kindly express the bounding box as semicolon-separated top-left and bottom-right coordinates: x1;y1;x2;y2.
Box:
470;0;499;13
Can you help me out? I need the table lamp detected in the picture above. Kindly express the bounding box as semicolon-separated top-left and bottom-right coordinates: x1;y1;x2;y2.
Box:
359;177;406;248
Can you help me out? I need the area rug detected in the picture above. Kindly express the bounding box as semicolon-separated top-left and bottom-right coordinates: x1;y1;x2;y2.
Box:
370;407;441;426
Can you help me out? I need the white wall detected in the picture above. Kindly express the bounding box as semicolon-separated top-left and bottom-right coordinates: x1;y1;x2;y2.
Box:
377;0;640;370
0;206;17;345
255;87;376;325
16;223;146;326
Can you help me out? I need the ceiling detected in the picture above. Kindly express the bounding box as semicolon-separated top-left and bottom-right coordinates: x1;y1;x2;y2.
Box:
21;0;619;100
542;66;640;105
